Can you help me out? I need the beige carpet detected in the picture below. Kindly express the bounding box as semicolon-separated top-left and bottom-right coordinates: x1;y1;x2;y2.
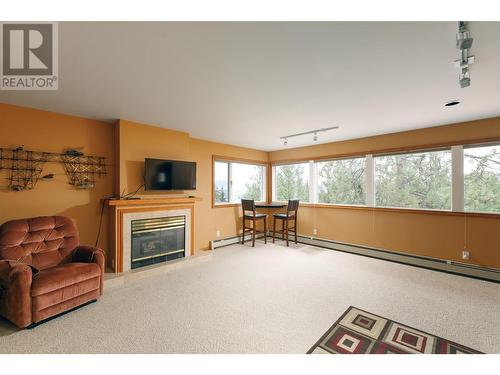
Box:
0;243;499;353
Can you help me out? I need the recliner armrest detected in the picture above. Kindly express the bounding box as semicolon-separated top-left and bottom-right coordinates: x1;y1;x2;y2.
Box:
72;245;105;267
72;245;105;296
0;260;34;328
0;260;37;288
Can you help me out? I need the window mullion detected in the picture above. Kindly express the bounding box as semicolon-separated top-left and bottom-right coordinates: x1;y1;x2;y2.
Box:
451;145;464;212
228;162;233;203
366;155;375;207
271;165;276;201
309;160;317;203
261;165;266;202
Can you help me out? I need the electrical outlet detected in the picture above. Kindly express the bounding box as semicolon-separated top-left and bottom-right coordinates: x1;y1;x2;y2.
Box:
313;228;318;235
462;250;470;260
216;230;220;238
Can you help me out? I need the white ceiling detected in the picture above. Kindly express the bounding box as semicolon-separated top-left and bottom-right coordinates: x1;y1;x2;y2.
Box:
1;22;499;151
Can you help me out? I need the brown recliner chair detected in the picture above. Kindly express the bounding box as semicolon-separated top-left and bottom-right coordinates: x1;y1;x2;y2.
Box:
0;216;105;328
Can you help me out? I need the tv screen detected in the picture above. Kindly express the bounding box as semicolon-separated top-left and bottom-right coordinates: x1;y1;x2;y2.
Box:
144;158;197;190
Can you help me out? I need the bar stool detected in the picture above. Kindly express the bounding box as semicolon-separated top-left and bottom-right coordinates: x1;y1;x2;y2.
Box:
241;199;267;247
272;200;299;246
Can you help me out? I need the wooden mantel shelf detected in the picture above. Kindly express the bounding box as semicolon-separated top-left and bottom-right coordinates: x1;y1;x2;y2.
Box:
106;196;201;207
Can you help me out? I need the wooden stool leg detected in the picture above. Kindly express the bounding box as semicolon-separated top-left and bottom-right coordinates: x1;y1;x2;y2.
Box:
241;217;245;244
294;218;298;244
264;217;267;244
272;217;276;243
252;219;256;247
285;219;289;246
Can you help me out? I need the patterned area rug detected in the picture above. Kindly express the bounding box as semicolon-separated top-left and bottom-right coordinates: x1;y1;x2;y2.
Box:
307;306;482;354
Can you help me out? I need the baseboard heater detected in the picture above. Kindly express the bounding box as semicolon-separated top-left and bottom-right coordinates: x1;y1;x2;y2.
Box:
211;232;500;283
210;233;266;249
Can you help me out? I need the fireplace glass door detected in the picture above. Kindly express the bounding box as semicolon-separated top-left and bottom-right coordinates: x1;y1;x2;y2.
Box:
131;216;185;269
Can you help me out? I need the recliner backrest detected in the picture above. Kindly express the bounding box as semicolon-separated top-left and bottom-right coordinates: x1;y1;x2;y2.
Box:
0;216;79;270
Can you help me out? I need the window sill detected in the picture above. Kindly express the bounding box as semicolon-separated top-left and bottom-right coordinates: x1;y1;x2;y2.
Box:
213;201;267;209
213;203;239;208
298;203;500;218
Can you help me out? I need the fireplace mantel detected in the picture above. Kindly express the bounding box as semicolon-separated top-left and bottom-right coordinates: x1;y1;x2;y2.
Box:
107;196;201;207
107;197;200;272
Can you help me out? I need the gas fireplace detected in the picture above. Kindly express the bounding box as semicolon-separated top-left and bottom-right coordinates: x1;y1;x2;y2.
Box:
131;216;185;269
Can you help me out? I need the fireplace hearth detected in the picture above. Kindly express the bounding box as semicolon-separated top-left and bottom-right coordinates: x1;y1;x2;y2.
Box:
131;216;185;269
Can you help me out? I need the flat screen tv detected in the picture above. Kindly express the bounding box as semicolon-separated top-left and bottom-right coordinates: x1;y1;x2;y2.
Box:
144;158;197;190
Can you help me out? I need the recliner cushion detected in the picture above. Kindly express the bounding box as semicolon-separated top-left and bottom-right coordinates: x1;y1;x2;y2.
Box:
31;262;101;297
32;277;100;312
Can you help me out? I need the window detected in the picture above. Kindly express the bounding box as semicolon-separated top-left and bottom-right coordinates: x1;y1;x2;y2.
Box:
214;161;229;203
464;144;500;213
269;142;499;215
375;149;452;210
317;157;366;205
214;160;266;205
273;162;310;202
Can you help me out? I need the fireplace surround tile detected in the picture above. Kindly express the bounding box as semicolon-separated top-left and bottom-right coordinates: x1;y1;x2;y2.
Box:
122;208;192;272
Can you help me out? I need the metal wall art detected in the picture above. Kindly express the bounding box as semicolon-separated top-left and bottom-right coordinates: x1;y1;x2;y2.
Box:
0;146;107;191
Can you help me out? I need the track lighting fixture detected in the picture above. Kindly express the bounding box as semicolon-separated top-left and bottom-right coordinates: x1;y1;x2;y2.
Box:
454;21;474;88
280;126;339;146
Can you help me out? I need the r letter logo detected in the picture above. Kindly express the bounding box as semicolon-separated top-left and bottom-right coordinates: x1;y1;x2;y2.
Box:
1;22;58;90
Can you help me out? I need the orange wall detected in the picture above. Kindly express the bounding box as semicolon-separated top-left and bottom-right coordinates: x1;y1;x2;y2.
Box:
0;103;115;262
117;119;268;250
2;103;499;269
269;117;500;269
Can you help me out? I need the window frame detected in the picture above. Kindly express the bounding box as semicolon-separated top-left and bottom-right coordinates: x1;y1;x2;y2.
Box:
373;147;453;211
272;156;369;207
212;156;268;208
462;142;500;214
270;139;500;218
315;155;368;206
272;160;313;203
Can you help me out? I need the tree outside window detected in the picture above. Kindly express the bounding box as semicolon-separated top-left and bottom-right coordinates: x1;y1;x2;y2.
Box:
214;160;265;204
275;163;309;202
317;158;365;205
464;144;500;213
375;150;452;210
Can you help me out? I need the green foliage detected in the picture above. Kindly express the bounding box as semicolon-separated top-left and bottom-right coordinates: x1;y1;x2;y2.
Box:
375;151;452;210
223;146;500;214
215;184;228;203
275;164;309;201
318;158;365;204
464;149;500;212
242;170;263;201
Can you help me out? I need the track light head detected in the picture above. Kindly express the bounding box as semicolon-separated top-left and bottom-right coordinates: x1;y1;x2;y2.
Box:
284;138;288;146
457;31;473;50
460;76;471;88
459;66;471;88
313;132;318;142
